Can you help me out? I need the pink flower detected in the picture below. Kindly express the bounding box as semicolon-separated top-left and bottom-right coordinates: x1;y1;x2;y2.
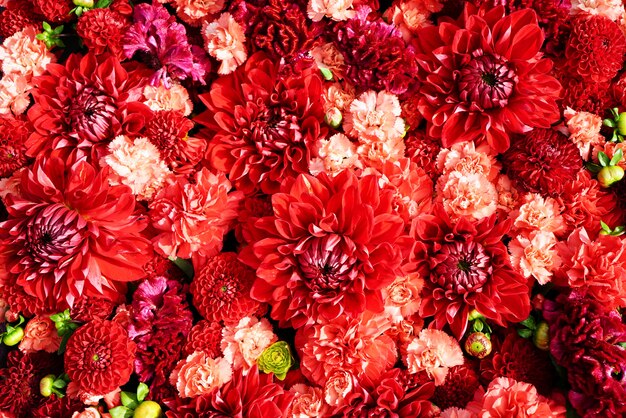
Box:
345;90;405;144
495;174;521;215
18;315;62;354
170;351;232;398
405;329;464;386
383;0;442;41
289;384;329;418
509;231;561;285
571;0;624;21
142;84;193;116
323;369;355;407
307;0;355;22
564;107;604;160
173;0;225;26
309;133;360;176
0;73;30;115
510;193;565;237
220;317;277;372
202;13;247;75
311;44;346;79
441;408;475;418
322;82;354;112
384;272;424;323
438;171;498;221
0;26;55;77
71;407;101;418
437;141;500;181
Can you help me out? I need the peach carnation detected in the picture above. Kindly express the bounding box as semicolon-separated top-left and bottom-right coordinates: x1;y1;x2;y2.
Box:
384;1;432;41
405;329;464;386
441;408;474;418
173;0;226;26
384;272;424;323
322;82;354;112
220;317;277;372
509;231;561;285
290;384;328;418
309;133;360;176
564;107;604;160
311;43;346;79
570;0;624;21
511;193;565;236
18;315;62;354
438;171;498;220
307;0;355;22
345;90;405;143
142;84;193;116
437;141;500;181
202;13;247;75
0;73;31;116
0;26;55;77
103;136;172;201
323;369;355;408
495;174;521;215
170;351;233;398
71;407;100;418
0;168;23;202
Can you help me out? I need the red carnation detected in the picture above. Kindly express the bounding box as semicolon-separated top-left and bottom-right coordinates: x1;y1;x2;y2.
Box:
65;319;136;396
413;204;531;339
0;116;32;178
0;154;152;312
30;0;73;23
414;4;562;153
565;14;626;83
191;252;265;324
502;128;582;197
197;52;326;195
240;170;412;329
76;8;129;60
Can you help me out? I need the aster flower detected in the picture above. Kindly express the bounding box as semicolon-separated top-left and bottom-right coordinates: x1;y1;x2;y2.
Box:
149;168;242;259
65;319;136;396
123;2;211;87
76;8;129;60
405;329;464;386
0;116;31;178
414;4;562;153
239;170;412;328
190;252;265;324
197;51;326;195
432;365;480;410
502;129;582;197
413;204;531;338
0;154;152;312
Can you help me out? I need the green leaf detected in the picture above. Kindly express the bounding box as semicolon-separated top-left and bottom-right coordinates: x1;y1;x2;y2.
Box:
53;25;64;35
517;328;533;339
109;406;133;418
137;382;149;402
601;220;611;232
611;148;624;166
599;152;611;167
604;118;616;128
42;21;52;32
52;379;67;389
121;391;139;410
614;225;625;234
96;0;114;8
168;256;194;279
519;316;536;330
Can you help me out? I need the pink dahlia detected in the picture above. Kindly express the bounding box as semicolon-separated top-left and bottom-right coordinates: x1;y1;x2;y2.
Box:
414;4;562;153
197;52;326;195
240;170;412;328
413;204;531;338
0;154;152;312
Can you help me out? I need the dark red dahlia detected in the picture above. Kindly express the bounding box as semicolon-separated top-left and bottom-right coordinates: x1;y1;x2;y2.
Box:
191;252;265;324
26;53;151;162
432;365;480;410
413;204;531;339
197;52;326;195
0;154;152;312
76;8;129;60
31;395;85;418
0;116;32;178
240;170;412;329
565;14;626;83
65;319;136;396
183;319;223;358
70;295;116;322
332;6;418;96
414;4;562;153
30;0;73;23
561;77;616;114
0;2;40;38
502;128;582;197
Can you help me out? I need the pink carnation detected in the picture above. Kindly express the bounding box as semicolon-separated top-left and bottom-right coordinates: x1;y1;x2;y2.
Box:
322;82;354;112
0;26;55;77
405;329;464;386
71;407;100;418
441;408;475;418
220;317;277;372
383;272;424;323
323;369;355;408
0;73;30;116
173;0;225;26
307;0;355;22
309;133;360;176
383;1;433;41
18;315;62;354
437;141;500;181
142;84;193;116
564;107;605;160
495;174;521;215
170;351;232;398
438;171;498;221
570;0;624;21
311;44;346;80
510;193;565;237
289;384;329;418
509;231;561;285
202;13;247;75
344;90;405;146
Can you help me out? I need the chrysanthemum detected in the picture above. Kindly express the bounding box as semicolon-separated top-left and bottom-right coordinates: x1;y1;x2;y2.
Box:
502;129;582;197
191;252;264;324
0;116;31;177
240;170;412;328
197;51;326;195
65;319;136;396
413;204;531;338
76;8;128;60
0;154;152;312
414;5;561;153
432;365;480;410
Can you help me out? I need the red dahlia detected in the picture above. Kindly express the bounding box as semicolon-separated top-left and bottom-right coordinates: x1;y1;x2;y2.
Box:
565;14;626;83
30;0;73;23
0;154;152;312
413;204;531;338
0;2;40;38
0;116;32;178
76;8;129;60
191;252;264;324
70;295;116;322
414;4;562;153
240;170;412;329
64;319;136;396
197;52;326;195
183;319;224;358
432;365;480;410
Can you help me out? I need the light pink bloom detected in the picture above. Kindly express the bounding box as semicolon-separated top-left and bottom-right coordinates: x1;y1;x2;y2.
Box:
437;141;500;181
384;272;424;323
143;84;193;116
174;0;226;26
307;0;355;22
571;0;624;21
0;168;23;203
509;231;561;285
345;90;405;143
438;171;498;220
202;13;247;75
289;384;328;418
71;407;101;418
311;43;346;79
18;315;62;354
221;317;277;372
495;174;520;214
405;329;464;386
564;107;604;160
0;73;31;116
170;351;233;398
323;369;355;407
511;193;565;236
384;0;442;41
441;408;475;418
322;82;354;112
0;26;55;77
309;133;360;176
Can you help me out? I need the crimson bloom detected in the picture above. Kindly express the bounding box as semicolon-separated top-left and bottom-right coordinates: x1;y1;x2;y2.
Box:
413;4;561;153
240;170;412;329
412;204;531;338
0;153;152;312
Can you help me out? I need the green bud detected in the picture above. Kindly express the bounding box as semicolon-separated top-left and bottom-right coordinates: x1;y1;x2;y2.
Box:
320;67;333;81
133;401;163;418
40;375;55;397
257;341;294;380
2;326;24;346
533;321;550;351
73;0;94;7
468;309;484;321
618;112;626;136
324;108;342;129
597;165;624;188
464;332;492;359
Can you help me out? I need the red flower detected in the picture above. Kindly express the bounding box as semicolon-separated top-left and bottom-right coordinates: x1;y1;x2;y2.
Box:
432;365;480;410
0;116;32;178
31;0;73;23
190;252;265;324
561;77;615;114
26;53;150;162
65;319;136;395
240;170;412;329
565;14;626;83
0;2;40;38
0;154;152;312
76;8;129;60
183;319;224;358
413;204;531;339
502;128;582;197
70;296;116;323
414;4;561;153
196;52;326;195
405;131;442;181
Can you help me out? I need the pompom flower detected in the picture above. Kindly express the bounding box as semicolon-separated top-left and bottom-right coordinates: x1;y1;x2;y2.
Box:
75;8;128;60
405;329;464;386
202;13;247;75
170;351;232;398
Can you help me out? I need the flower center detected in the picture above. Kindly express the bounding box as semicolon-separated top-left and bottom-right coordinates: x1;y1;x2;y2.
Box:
432;241;492;295
68;85;116;142
297;235;357;293
457;51;518;110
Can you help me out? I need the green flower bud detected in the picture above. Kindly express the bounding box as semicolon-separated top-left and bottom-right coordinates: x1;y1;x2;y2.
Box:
324;107;342;129
257;341;294;380
133;401;163;418
464;332;492;359
40;375;55;397
533;321;549;351
598;165;624;188
320;67;333;81
73;0;94;7
2;326;24;346
618;112;626;136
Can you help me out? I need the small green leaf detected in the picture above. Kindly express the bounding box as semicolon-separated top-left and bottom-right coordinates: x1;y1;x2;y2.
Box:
518;328;533;339
519;316;536;330
168;256;194;279
95;0;114;8
611;148;624;166
604;118;616;128
109;406;133;418
137;382;149;402
473;320;484;333
599;152;611;167
121;391;139;409
614;225;625;234
586;162;603;174
53;25;64;35
601;220;611;232
42;21;52;32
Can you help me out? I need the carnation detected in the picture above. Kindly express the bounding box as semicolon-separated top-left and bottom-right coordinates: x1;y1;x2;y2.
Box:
308;0;355;21
510;193;565;237
405;329;464;386
173;0;226;26
202;12;247;75
289;384;328;417
309;133;360;176
142;84;193;116
571;0;624;21
0;26;55;78
0;116;31;177
0;73;31;116
437;171;498;221
221;317;277;372
564;107;605;160
437;141;500;181
509;231;560;285
18;315;62;354
170;351;232;398
383;272;424;323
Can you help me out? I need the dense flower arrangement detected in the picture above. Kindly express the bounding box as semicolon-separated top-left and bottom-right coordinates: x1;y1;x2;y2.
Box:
1;0;626;417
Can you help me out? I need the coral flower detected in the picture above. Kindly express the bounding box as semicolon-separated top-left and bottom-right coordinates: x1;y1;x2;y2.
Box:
405;329;464;386
221;317;277;371
509;231;560;285
170;351;232;398
414;4;562;153
202;12;247;75
0;26;55;78
18;315;62;354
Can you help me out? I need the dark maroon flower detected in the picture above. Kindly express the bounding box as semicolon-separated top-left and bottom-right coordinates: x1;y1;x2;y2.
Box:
432;365;480;410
